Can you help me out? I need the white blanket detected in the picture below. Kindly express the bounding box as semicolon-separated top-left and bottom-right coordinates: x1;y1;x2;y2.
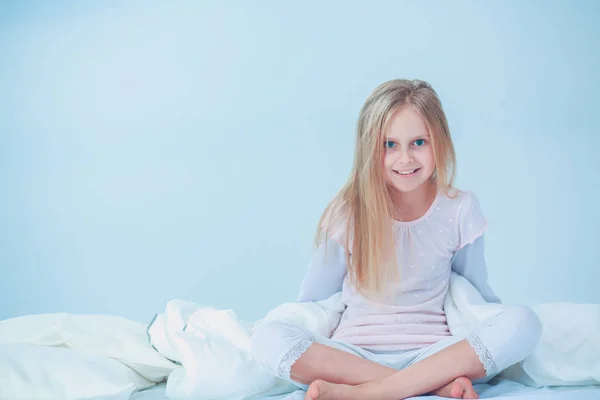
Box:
0;313;177;399
1;273;599;399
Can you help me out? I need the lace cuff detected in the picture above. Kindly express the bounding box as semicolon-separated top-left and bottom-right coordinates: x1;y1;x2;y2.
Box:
277;339;313;380
466;333;498;376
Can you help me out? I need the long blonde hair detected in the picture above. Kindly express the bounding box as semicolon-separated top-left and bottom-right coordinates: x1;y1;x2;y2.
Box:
316;79;456;300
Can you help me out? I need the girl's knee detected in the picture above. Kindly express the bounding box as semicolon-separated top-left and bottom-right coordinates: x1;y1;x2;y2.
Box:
250;321;314;378
504;306;542;351
469;305;542;376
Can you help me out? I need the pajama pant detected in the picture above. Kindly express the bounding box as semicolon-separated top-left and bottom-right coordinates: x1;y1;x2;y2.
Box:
251;306;542;390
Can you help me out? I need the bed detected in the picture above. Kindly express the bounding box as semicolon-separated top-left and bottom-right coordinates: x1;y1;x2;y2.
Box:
2;273;599;399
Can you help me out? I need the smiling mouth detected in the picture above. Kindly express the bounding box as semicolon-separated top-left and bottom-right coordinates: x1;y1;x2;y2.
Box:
394;168;420;176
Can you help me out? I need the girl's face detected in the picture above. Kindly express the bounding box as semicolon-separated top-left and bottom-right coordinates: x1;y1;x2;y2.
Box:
382;106;436;195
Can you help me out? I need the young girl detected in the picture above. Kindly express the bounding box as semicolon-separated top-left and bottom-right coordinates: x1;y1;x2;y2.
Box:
251;79;541;400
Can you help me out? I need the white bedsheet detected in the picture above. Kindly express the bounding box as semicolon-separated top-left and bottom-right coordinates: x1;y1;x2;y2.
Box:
98;379;600;400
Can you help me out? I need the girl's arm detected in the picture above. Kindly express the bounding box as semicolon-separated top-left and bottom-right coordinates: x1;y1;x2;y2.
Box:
296;237;348;302
451;234;501;303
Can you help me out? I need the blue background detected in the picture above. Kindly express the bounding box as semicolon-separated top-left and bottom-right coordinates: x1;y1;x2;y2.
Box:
1;1;598;323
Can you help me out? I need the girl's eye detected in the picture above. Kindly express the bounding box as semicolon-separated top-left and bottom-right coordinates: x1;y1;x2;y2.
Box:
413;139;426;147
384;140;396;149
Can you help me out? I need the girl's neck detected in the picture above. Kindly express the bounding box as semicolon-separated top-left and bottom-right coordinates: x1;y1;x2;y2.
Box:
391;180;437;222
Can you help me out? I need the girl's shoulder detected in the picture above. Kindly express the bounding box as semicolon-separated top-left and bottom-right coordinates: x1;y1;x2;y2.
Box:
438;187;487;249
438;187;481;213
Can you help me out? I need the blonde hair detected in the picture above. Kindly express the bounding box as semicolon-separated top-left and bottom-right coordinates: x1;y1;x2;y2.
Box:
316;79;456;300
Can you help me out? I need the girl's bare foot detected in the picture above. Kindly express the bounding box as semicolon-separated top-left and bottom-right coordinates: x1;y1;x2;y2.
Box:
432;376;479;399
304;376;478;400
304;379;359;400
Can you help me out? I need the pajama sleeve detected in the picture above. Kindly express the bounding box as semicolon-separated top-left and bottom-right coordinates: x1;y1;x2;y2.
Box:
296;237;348;302
452;233;501;304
